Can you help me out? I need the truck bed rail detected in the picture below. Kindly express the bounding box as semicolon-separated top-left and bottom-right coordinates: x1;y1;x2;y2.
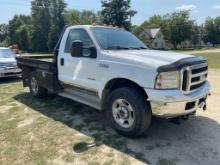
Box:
16;55;55;71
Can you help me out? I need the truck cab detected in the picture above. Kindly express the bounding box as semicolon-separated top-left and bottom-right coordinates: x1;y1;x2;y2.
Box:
16;25;211;137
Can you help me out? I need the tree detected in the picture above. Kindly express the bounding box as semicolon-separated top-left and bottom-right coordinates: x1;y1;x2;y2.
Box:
164;11;195;49
64;9;81;25
64;10;102;26
133;11;198;49
203;17;219;47
47;0;66;51
30;0;51;52
205;16;220;46
0;24;8;47
191;24;200;47
8;15;31;50
101;0;137;30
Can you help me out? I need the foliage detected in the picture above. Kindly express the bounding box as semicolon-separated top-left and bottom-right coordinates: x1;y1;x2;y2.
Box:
203;17;220;46
133;11;197;49
47;0;66;51
101;0;137;30
64;10;102;25
0;24;8;47
2;1;220;52
164;11;195;49
8;15;31;51
30;0;51;52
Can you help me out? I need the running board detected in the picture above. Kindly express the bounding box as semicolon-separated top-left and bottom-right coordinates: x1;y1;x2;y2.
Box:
58;88;101;110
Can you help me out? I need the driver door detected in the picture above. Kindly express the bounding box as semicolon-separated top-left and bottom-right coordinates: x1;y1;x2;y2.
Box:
58;28;99;91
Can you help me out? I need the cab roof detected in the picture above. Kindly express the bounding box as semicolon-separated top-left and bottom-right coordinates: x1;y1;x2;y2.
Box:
68;25;124;30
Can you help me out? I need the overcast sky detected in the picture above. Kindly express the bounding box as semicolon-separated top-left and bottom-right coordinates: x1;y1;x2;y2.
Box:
0;0;220;25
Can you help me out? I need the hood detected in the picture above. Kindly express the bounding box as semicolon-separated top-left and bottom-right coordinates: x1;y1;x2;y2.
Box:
101;49;194;69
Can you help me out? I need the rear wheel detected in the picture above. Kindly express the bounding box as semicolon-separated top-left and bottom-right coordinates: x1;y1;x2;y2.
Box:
29;72;48;98
106;87;152;138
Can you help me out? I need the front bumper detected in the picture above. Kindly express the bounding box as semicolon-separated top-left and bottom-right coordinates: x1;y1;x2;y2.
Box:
0;68;22;78
144;81;211;118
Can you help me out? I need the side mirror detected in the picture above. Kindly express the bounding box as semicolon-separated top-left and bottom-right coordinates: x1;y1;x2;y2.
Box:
71;40;83;57
70;40;97;58
89;46;97;58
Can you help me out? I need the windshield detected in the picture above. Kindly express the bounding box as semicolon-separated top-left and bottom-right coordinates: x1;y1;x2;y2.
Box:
0;49;16;58
91;27;147;50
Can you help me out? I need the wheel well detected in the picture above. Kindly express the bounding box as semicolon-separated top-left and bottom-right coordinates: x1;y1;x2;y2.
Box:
101;78;148;109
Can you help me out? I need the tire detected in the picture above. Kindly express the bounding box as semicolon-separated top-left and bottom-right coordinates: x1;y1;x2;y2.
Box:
106;87;152;138
29;72;48;98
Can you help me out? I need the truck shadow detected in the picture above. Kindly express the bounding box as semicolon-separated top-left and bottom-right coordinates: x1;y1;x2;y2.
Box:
14;93;220;165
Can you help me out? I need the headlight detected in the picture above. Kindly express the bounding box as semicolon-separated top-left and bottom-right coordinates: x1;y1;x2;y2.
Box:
155;71;180;89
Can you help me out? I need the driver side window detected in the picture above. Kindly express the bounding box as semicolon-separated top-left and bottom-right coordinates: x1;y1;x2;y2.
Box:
65;28;94;53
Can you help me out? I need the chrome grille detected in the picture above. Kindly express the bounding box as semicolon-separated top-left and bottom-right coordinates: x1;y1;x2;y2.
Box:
181;63;208;93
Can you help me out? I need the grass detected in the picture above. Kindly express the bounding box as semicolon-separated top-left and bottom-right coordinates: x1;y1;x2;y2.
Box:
0;78;152;165
190;52;220;68
173;49;220;68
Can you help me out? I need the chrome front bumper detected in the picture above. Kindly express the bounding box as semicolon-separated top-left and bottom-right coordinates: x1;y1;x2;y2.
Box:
145;81;211;118
0;68;22;78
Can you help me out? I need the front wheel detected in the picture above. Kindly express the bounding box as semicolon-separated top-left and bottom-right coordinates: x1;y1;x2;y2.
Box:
29;72;48;98
106;87;152;138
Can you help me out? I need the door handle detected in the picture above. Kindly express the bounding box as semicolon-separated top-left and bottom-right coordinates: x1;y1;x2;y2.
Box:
60;58;64;66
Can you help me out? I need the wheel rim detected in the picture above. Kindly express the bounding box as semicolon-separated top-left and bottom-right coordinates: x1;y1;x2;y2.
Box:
112;99;135;129
31;76;38;94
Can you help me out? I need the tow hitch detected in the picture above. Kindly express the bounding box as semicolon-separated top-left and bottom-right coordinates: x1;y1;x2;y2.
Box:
198;96;208;111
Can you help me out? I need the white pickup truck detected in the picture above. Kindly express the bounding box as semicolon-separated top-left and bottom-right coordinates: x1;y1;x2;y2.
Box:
16;25;210;137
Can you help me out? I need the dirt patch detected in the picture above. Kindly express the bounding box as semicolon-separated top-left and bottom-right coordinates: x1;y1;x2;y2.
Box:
17;117;35;128
0;105;14;113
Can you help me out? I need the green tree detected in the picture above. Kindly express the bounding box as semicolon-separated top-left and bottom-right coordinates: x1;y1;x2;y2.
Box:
134;11;197;49
64;9;81;25
8;15;31;50
164;11;194;49
0;24;8;47
64;10;102;25
101;0;137;30
47;0;66;51
191;24;200;47
30;0;51;52
203;17;219;46
203;17;220;47
81;10;96;24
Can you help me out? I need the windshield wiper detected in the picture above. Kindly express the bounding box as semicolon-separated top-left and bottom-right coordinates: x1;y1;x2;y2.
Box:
106;46;147;50
106;46;130;50
128;46;148;50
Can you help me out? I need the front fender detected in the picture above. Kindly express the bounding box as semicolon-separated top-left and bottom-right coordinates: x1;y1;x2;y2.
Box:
97;61;157;98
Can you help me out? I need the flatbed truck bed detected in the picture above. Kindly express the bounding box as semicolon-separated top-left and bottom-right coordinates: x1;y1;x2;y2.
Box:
16;55;62;92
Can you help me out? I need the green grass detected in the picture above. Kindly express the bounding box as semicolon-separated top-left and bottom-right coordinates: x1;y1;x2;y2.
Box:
0;79;152;165
173;50;220;68
190;52;220;68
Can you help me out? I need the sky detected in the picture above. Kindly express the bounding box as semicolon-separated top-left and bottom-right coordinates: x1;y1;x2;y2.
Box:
0;0;220;25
